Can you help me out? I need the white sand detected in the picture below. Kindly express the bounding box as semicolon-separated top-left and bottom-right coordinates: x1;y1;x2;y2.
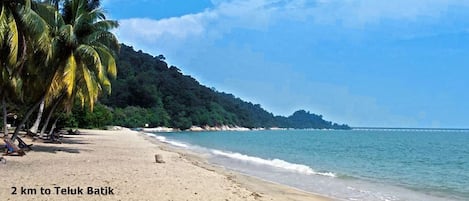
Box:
0;129;333;201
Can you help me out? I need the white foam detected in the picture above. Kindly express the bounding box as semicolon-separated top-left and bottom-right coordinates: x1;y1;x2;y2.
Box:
155;136;166;141
210;149;336;177
166;141;189;148
150;134;189;148
145;133;335;177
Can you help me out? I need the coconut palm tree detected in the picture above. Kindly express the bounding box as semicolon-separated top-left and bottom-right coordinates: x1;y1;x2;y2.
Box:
3;0;118;140
52;0;118;109
37;0;119;136
0;0;50;137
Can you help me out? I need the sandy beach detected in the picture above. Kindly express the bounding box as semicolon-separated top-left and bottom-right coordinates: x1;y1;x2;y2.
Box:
0;129;333;201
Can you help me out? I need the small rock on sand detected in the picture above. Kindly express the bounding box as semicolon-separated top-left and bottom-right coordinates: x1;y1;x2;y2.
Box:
155;154;165;163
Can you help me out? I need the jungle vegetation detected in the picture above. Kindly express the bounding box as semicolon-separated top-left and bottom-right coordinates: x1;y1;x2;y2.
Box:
95;45;350;130
0;0;349;138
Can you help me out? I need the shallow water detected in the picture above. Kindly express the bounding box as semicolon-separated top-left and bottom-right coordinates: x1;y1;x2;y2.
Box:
149;129;469;201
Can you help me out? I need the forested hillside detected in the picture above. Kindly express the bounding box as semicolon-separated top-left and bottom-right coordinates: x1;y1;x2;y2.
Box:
77;45;349;130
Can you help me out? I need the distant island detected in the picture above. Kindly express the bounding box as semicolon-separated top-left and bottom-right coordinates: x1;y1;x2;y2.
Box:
67;44;350;130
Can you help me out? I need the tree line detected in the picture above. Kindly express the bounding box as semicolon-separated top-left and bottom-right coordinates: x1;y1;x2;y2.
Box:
75;45;350;130
0;0;119;140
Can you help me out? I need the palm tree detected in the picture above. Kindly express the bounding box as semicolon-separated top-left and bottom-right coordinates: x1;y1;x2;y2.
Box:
37;0;119;136
0;0;50;137
1;0;118;140
46;0;118;109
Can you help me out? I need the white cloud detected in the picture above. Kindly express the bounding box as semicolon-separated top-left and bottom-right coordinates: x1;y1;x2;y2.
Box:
116;0;297;45
118;12;215;42
116;0;469;45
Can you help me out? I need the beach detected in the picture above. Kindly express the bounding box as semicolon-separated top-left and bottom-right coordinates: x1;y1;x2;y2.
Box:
0;129;332;201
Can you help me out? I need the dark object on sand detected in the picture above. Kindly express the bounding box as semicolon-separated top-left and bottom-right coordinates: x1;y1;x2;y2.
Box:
67;129;80;135
16;137;33;151
155;154;165;163
0;156;5;164
42;129;65;144
26;130;37;138
51;132;63;140
3;138;26;156
45;132;63;144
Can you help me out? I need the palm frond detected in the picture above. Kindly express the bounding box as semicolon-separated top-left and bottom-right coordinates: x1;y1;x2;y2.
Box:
76;44;102;71
60;24;76;46
45;69;66;106
82;64;99;111
0;5;7;48
63;54;77;96
7;12;19;68
88;7;106;21
95;45;117;79
83;30;119;51
93;19;118;31
32;2;57;29
19;0;51;53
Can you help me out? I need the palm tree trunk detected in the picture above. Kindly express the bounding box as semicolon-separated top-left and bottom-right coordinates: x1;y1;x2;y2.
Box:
48;118;59;137
40;94;64;137
29;98;45;134
2;96;8;137
11;96;44;142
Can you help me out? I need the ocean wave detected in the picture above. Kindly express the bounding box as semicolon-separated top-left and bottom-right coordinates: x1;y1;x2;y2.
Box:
149;134;189;148
210;149;336;177
147;133;336;177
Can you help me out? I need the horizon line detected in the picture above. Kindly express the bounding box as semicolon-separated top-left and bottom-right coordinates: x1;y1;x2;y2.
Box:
352;127;469;131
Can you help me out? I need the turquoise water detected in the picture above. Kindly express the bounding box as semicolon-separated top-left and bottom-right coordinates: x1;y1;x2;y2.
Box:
149;129;469;201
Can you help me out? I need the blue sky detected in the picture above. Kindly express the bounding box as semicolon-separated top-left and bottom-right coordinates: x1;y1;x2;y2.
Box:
102;0;469;128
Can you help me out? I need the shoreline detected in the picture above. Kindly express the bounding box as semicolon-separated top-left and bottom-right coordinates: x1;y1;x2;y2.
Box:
139;126;348;133
140;126;284;132
139;130;465;201
139;131;337;201
0;129;333;201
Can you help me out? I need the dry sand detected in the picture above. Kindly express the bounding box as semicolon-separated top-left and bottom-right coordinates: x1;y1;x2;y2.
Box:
0;129;333;201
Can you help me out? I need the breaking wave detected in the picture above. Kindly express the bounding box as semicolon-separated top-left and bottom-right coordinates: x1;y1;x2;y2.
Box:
147;133;336;177
210;149;336;177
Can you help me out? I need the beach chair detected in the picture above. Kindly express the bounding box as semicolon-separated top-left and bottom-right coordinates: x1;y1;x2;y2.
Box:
3;138;26;156
16;137;33;151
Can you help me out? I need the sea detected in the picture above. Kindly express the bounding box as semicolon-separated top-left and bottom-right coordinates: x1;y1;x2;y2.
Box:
146;129;469;201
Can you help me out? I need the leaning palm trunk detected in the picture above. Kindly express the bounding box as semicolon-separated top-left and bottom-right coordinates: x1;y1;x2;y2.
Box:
48;118;59;137
11;96;45;141
40;94;64;137
2;96;8;137
29;99;45;134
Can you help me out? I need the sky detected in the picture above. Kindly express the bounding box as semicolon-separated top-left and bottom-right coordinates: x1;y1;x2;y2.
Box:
102;0;469;128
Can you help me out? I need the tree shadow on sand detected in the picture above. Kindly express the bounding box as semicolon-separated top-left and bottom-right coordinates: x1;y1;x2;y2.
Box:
27;144;91;154
1;133;95;154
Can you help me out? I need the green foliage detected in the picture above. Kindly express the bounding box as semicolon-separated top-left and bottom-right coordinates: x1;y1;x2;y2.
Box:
63;102;113;129
62;113;79;128
83;104;113;129
98;45;350;130
112;106;170;128
283;110;350;129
